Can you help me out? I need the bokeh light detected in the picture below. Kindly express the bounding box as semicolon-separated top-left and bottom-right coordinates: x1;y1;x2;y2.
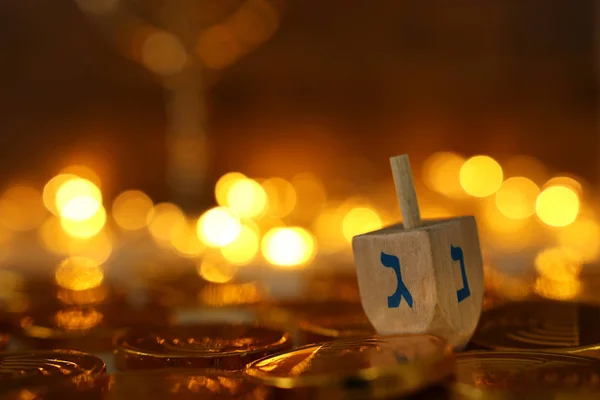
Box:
314;208;347;254
342;207;382;242
231;0;280;47
55;257;104;291
261;178;296;218
43;174;76;215
60;165;102;188
215;172;246;206
480;198;533;251
459;155;503;198
196;25;241;70
220;224;259;265
141;31;188;76
197;257;237;284
66;230;113;264
534;277;581;300
494;177;539;220
147;202;186;244
543;176;583;196
262;227;315;267
535;246;582;282
0;185;46;231
536;186;579;227
170;220;205;258
289;173;327;222
55;178;102;221
226;178;268;218
557;218;600;262
54;308;104;331
422;152;466;198
503;155;547;185
38;216;70;255
197;207;242;247
112;190;153;231
60;206;107;238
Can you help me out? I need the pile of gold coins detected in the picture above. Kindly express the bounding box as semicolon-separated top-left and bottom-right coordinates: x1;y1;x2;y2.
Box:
3;270;600;399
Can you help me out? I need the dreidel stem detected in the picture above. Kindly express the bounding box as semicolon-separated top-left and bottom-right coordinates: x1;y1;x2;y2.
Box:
389;154;422;230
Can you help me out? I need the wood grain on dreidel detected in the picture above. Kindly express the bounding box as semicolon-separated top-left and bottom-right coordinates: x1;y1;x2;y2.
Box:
389;154;422;230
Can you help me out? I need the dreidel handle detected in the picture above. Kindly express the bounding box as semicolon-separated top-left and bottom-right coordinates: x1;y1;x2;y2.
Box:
389;154;422;230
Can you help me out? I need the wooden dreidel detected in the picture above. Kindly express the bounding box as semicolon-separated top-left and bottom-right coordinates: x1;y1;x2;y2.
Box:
352;154;484;350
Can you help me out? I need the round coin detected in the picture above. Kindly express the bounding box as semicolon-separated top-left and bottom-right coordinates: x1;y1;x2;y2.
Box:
297;309;376;345
471;301;600;357
454;351;600;397
114;324;291;371
0;349;106;399
245;334;453;398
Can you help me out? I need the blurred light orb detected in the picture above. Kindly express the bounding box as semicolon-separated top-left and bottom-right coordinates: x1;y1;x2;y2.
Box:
534;276;581;300
147;203;186;244
197;207;241;247
215;172;246;206
557;218;600;262
459;155;503;197
544;176;583;196
226;178;268;219
314;208;346;254
0;185;46;231
196;25;241;70
54;308;104;331
261;178;296;218
171;221;205;258
495;177;539;220
141;31;187;76
220;224;259;265
231;0;279;47
55;257;104;291
38;216;70;255
534;246;582;282
342;207;382;242
422;152;466;198
56;178;102;221
290;173;327;222
262;227;315;267
60;206;107;239
60;165;102;188
75;0;119;15
66;230;113;264
197;257;237;284
43;174;77;215
503;155;547;185
536;186;579;227
113;190;154;231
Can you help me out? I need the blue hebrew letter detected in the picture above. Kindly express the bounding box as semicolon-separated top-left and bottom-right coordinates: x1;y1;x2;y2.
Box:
380;252;413;308
451;245;470;303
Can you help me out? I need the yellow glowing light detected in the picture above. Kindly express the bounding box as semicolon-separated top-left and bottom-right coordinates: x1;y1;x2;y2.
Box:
226;178;268;219
534;276;581;300
503;155;547;185
60;165;102;188
220;224;259;265
54;308;104;331
459;155;503;198
536;186;579;227
262;227;315;267
66;230;113;264
60;206;107;238
55;178;102;221
197;258;237;284
494;177;540;220
141;31;187;76
261;178;297;218
557;219;600;262
420;204;453;220
0;185;46;231
197;207;242;247
112;190;153;230
43;174;76;215
342;207;382;242
543;176;583;196
535;246;582;282
147;202;186;244
290;173;327;222
55;257;104;291
314;208;346;254
215;172;246;206
57;286;108;306
480;198;533;251
38;216;70;255
422;152;467;198
171;220;205;258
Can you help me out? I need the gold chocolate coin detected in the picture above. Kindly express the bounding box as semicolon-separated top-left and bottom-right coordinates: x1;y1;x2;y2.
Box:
115;324;291;371
297;309;376;344
0;349;106;399
454;351;600;398
103;369;272;399
245;334;453;398
472;301;600;357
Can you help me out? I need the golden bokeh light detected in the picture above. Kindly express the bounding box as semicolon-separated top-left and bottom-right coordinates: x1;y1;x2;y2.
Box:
196;25;241;70
112;190;153;231
43;174;76;215
54;308;104;331
55;178;102;221
141;31;188;76
261;178;297;218
543;176;583;196
197;207;242;247
38;216;70;255
480;198;532;251
503;155;547;185
342;207;382;242
60;206;107;238
262;227;315;267
147;202;186;244
290;173;327;222
197;257;237;284
422;152;467;198
220;224;259;265
171;220;205;258
459;155;503;198
534;246;582;282
314;208;346;254
226;178;268;219
557;218;600;262
60;165;102;188
215;172;246;206
494;177;539;220
66;230;113;264
57;286;108;306
231;0;279;47
536;186;579;227
55;257;104;291
484;266;533;300
534;276;581;300
0;185;46;231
